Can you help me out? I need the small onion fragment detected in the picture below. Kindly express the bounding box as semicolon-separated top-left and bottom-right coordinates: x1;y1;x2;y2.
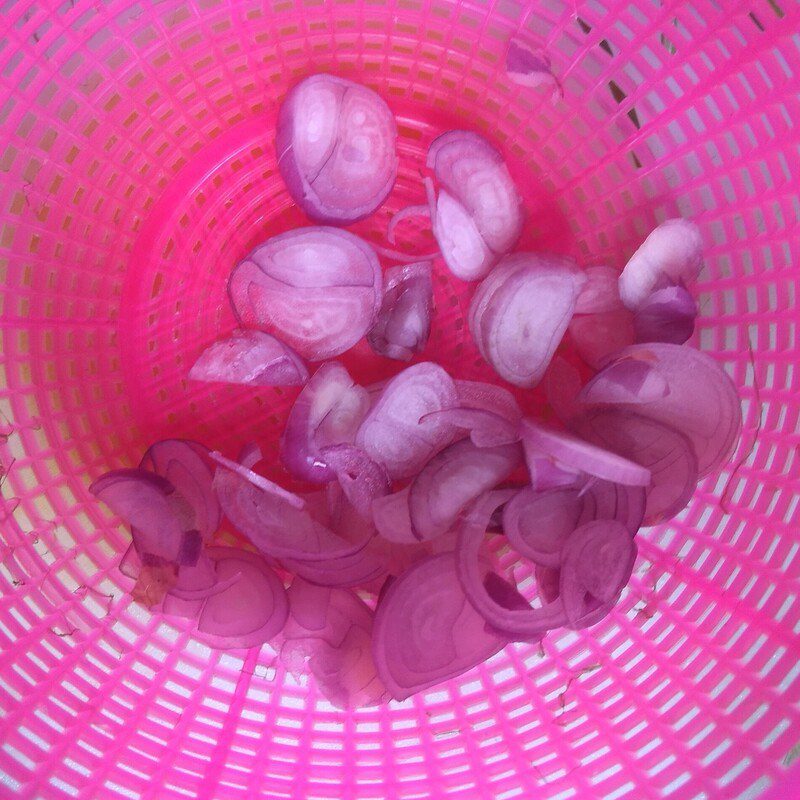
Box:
454;379;522;424
318;444;390;520
618;219;703;310
408;439;522;541
195;547;288;649
469;253;586;387
228;227;382;360
520;418;651;487
372;552;508;700
356;362;458;479
189;330;308;387
367;261;433;361
428;131;523;280
505;38;561;96
280;578;388;707
281;361;370;483
276;74;398;225
634;285;697;344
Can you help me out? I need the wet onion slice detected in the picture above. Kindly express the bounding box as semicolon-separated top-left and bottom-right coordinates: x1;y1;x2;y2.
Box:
228;227;382;361
276;73;398;225
469;252;586;387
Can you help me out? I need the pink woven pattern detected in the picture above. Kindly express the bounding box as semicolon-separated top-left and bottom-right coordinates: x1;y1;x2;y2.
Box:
1;0;798;798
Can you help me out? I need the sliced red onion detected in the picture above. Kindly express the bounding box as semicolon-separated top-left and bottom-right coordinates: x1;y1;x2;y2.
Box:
213;462;367;562
210;450;305;509
196;547;288;649
168;569;242;601
578;479;647;534
356;362;458;479
139;439;220;540
409;439;522;541
177;530;203;566
454;379;522;423
559;521;636;628
276;74;398;225
575;266;624;314
571;408;699;524
228;227;382;360
469;253;585;387
520;418;651;487
502;487;583;568
373;244;440;263
372;552;508;700
280;578;387;708
90;469;183;563
189;330;309;387
387;205;431;245
579;355;670;405
367;261;433;362
505;38;561;96
618;219;703;310
119;544;140;579
431;189;494;280
634;285;697;344
428;131;523;272
580;343;742;475
455;491;568;637
526;456;582;491
544;357;584;424
569;309;635;370
283;545;386;588
420;408;520;448
318;444;390;520
281;361;370;483
372;487;417;544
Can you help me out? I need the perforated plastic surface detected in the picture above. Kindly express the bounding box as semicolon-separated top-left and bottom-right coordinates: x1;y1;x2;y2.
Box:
1;0;799;798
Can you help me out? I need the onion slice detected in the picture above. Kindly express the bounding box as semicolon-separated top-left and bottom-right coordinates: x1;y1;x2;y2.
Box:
409;439;522;541
276;74;398;225
228;227;382;360
318;444;390;520
209;450;305;509
634;285;697;344
575;266;624;314
372;552;508;700
618;219;703;310
196;547;289;649
356;362;458;479
420;407;520;448
505;38;562;96
367;261;434;362
281;361;370;483
189;330;309;387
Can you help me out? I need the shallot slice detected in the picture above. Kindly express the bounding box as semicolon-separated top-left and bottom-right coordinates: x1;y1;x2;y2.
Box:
372;552;508;700
228;227;382;360
276;74;398;225
505;38;562;97
634;285;697;344
189;330;308;387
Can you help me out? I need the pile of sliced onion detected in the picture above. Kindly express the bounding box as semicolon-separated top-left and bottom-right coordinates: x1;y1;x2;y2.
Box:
88;97;742;708
469;253;586;386
276;73;398;225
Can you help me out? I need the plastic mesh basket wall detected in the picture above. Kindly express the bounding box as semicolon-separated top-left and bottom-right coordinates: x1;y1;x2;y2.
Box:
1;0;799;798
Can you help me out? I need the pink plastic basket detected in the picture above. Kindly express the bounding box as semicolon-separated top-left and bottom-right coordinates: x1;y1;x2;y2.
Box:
1;0;799;798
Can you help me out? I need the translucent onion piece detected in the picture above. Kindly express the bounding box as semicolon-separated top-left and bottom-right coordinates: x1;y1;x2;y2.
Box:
520;418;651;486
318;444;390;520
280;578;388;708
367;261;433;361
276;74;398;225
432;189;494;280
569;309;636;370
196;547;288;649
139;439;220;540
372;487;417;544
409;439;522;541
454;379;522;423
387;204;431;245
505;38;561;96
574;266;624;314
580;342;742;475
281;361;370;483
618;219;703;310
356;362;458;479
372;552;508;701
209;450;305;509
634;285;697;344
469;253;585;387
428;130;523;258
420;407;520;448
228;227;382;360
455;491;568;637
571;408;699;525
189;330;309;387
559;521;636;628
